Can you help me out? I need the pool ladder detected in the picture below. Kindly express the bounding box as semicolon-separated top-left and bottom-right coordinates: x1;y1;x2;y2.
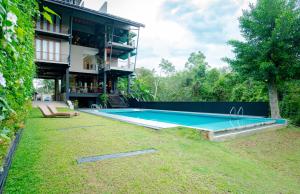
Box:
229;106;244;116
229;106;244;128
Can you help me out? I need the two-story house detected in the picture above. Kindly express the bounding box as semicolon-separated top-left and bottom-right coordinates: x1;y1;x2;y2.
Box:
35;0;144;107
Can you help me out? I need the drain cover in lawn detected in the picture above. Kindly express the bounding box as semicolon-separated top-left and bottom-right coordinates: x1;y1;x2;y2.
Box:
77;149;157;164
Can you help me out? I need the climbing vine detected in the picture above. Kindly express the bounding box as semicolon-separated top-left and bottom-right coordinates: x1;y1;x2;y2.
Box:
0;0;38;162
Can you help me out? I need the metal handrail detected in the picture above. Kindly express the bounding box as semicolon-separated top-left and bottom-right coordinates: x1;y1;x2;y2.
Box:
108;34;136;47
237;106;244;116
229;106;237;115
100;61;134;71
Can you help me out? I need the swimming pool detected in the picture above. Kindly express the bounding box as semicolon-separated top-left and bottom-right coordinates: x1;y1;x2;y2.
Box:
97;109;284;131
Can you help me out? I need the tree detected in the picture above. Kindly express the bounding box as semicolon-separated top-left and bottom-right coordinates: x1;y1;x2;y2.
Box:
153;58;175;100
225;0;300;118
117;68;155;101
159;58;175;76
36;79;54;94
184;51;209;100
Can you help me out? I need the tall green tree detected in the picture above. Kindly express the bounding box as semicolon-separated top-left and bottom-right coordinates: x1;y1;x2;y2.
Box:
153;58;175;100
185;51;208;78
159;58;175;76
225;0;300;118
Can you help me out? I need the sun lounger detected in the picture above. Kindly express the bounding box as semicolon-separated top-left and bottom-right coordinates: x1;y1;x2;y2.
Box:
47;105;80;116
67;100;74;110
90;104;102;109
38;105;71;118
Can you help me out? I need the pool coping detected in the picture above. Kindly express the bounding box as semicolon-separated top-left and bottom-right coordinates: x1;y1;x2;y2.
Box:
80;109;179;130
79;108;285;134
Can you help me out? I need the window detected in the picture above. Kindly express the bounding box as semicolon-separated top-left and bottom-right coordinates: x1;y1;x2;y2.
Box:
36;15;61;33
42;40;48;60
55;16;61;33
49;41;54;60
35;38;61;62
55;42;61;61
35;39;41;60
49;16;54;32
83;56;95;70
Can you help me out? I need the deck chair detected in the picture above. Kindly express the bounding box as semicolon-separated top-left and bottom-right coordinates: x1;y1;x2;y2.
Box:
47;105;80;117
38;105;71;118
90;104;102;109
67;100;74;110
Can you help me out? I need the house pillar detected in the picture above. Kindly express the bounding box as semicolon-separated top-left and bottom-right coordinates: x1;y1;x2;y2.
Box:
66;15;73;101
54;78;59;101
65;68;70;100
103;26;107;95
103;72;107;95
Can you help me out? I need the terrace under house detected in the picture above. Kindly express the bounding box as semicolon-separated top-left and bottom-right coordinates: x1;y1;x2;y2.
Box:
35;0;144;107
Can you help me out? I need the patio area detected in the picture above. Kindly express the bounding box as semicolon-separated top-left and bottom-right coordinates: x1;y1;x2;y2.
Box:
4;108;300;193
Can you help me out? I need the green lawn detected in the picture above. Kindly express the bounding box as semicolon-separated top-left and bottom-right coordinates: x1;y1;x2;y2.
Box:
4;108;300;193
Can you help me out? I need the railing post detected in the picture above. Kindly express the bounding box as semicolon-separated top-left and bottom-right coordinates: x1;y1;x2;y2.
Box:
134;27;140;71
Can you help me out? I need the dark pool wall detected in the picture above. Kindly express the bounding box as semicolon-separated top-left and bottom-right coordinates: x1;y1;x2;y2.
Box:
128;100;270;117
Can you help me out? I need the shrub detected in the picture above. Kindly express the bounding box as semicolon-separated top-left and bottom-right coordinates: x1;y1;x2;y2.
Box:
280;81;300;126
99;94;109;108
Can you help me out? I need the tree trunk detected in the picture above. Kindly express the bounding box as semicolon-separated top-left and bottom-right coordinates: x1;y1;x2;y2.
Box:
268;79;281;118
154;78;160;100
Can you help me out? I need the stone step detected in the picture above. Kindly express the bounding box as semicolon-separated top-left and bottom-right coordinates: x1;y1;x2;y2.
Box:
209;124;286;142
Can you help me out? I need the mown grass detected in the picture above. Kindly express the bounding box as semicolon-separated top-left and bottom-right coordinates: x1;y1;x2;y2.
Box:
4;108;300;193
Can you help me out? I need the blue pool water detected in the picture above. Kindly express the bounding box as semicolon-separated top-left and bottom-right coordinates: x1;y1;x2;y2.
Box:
99;109;284;131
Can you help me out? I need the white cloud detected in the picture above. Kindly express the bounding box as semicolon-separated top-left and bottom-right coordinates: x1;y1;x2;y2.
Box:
83;0;256;71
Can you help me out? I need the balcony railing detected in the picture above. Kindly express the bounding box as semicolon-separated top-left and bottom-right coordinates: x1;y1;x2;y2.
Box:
107;34;136;48
35;14;69;35
70;86;101;94
110;60;134;71
35;51;69;64
35;24;69;35
61;0;83;6
100;59;134;72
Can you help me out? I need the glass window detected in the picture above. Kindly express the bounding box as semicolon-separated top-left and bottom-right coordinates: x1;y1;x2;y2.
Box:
42;40;48;60
49;15;54;32
55;41;60;61
55;16;61;33
49;41;54;60
83;56;94;70
35;39;41;60
36;18;41;29
43;16;48;31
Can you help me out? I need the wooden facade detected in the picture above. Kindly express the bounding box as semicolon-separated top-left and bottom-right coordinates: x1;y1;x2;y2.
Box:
34;0;144;107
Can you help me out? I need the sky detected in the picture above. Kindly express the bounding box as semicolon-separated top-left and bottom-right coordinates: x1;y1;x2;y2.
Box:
84;0;256;71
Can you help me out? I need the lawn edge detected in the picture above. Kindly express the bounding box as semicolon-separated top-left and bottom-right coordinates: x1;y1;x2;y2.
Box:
0;129;23;193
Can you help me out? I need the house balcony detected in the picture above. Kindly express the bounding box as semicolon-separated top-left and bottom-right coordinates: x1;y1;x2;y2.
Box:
69;86;101;98
35;51;69;65
105;34;136;57
60;0;83;6
99;59;134;76
35;16;70;39
35;27;70;40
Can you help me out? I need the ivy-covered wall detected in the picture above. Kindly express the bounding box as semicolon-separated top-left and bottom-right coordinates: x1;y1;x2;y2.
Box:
0;0;38;162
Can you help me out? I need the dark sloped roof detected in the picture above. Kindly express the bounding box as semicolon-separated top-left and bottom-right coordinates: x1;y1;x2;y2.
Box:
44;0;145;28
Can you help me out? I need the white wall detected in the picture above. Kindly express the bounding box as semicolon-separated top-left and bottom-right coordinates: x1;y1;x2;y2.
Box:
70;45;99;74
61;40;69;56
